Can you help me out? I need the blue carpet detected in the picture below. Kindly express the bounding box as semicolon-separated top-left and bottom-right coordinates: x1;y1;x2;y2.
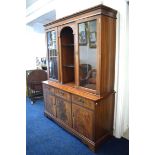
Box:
26;97;129;155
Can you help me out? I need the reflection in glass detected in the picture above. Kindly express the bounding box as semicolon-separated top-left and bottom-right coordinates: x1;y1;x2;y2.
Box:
79;23;87;45
47;31;58;80
89;20;96;48
79;20;97;90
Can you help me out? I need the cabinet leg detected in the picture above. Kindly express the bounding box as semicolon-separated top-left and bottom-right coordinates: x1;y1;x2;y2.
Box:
87;144;96;152
80;139;96;152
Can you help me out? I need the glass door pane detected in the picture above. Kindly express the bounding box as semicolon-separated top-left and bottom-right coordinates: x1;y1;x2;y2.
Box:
78;20;97;90
47;31;58;80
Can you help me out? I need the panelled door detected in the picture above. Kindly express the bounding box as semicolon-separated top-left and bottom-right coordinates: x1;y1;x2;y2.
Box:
56;97;72;126
43;85;56;116
72;103;94;140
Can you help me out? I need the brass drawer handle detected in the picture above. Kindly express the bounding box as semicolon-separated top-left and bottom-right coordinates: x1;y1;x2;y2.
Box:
59;91;64;96
50;92;53;95
78;98;84;103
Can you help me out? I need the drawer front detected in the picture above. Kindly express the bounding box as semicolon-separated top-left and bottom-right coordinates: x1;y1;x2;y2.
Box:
55;88;71;101
43;83;48;91
43;84;54;95
49;87;54;95
72;95;95;110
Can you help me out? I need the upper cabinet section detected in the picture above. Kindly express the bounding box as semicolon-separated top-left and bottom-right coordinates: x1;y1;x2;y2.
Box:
44;4;117;96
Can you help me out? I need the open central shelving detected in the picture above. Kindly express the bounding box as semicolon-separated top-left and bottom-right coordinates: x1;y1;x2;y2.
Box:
60;26;75;84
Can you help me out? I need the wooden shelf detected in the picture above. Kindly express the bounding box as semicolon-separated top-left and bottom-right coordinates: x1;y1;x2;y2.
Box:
62;44;74;47
63;64;74;68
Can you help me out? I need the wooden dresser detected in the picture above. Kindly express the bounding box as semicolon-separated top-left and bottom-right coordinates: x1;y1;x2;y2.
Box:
43;4;117;151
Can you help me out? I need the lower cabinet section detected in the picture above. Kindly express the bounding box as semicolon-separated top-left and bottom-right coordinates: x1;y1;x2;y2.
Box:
43;83;114;152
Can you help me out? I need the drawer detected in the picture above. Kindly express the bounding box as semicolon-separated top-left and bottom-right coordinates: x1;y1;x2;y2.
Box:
43;84;54;95
43;83;48;90
49;87;54;95
55;88;71;101
72;95;95;110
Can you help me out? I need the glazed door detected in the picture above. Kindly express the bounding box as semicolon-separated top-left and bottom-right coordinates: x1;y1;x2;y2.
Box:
47;29;59;80
56;97;72;126
78;19;97;91
72;103;94;140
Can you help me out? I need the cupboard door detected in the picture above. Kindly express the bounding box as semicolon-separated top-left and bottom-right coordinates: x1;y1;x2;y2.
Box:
43;85;47;103
46;95;56;116
72;103;94;140
56;98;72;126
43;85;48;112
43;86;56;116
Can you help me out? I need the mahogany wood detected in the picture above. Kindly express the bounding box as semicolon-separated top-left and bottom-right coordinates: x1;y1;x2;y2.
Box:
43;4;117;152
72;103;94;140
99;16;116;94
72;94;95;110
56;97;72;126
43;85;56;117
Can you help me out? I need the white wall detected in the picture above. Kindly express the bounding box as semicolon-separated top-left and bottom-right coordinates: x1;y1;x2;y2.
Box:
26;0;55;24
26;24;46;70
26;0;129;138
26;0;56;70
